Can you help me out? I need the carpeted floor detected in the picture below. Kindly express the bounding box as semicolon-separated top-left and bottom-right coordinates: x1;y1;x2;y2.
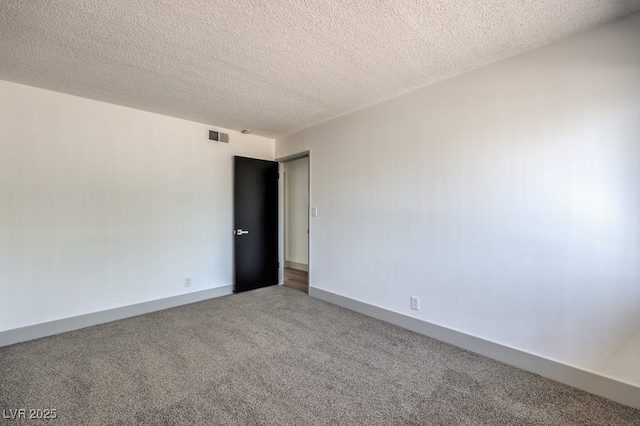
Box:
1;286;638;425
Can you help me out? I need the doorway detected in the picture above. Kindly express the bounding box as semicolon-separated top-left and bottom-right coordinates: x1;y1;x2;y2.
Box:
280;154;310;293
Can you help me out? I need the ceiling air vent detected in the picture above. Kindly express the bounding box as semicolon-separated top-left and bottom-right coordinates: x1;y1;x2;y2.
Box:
209;130;229;143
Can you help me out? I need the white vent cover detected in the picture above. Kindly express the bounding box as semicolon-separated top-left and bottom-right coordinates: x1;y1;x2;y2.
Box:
209;130;229;143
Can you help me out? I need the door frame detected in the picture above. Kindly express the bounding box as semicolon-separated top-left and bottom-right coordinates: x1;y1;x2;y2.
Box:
276;151;311;288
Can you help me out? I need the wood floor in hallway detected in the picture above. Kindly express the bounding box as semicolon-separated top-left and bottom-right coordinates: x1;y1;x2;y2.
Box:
284;267;308;294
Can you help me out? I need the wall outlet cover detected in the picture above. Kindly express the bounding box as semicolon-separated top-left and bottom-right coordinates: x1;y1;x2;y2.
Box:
410;296;420;311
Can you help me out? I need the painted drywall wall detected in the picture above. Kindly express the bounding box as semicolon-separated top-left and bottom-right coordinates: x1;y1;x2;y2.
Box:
0;81;274;332
284;157;309;268
276;13;640;387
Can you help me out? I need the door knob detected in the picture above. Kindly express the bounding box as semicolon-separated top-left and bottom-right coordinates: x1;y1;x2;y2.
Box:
234;229;249;235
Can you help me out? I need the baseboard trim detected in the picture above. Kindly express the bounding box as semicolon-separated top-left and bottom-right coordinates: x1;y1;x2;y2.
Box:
285;261;308;272
310;287;640;410
0;285;234;348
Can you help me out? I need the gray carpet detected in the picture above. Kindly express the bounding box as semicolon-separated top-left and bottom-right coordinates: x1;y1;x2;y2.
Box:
1;286;638;425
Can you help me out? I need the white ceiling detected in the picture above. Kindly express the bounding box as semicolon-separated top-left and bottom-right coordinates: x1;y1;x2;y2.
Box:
1;1;639;138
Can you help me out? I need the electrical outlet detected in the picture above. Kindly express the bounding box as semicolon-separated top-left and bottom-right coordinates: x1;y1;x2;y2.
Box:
184;277;192;288
410;296;420;311
311;207;318;217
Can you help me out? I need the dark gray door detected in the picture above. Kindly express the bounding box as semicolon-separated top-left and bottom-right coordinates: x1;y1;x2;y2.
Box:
233;156;279;293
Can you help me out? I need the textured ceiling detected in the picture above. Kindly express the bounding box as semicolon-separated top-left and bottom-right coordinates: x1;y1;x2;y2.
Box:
1;1;639;138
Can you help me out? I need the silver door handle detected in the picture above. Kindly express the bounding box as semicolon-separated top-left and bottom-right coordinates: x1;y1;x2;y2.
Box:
234;229;249;235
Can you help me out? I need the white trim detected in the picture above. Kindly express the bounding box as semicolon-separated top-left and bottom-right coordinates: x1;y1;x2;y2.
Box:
0;285;233;348
309;286;640;410
276;150;310;163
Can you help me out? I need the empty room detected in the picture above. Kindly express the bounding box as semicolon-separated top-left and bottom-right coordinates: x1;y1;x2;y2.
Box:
1;1;639;424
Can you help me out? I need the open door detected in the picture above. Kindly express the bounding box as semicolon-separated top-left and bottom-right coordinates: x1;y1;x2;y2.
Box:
233;156;279;293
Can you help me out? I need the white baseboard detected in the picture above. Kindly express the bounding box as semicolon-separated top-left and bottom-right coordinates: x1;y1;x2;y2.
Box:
0;285;233;348
310;287;640;410
285;261;308;271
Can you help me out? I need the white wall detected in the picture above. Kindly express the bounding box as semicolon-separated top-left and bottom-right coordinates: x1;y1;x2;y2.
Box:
284;157;309;267
0;81;274;332
276;13;640;387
